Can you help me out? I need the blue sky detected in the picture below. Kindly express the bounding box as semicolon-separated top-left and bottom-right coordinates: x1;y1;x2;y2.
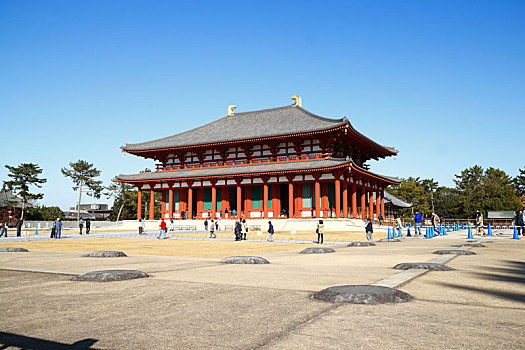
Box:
1;0;524;210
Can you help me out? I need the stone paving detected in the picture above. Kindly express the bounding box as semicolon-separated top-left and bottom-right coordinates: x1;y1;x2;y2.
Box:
0;228;524;349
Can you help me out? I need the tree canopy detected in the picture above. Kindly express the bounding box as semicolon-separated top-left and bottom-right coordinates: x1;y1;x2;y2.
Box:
2;163;47;220
61;160;103;221
389;165;522;219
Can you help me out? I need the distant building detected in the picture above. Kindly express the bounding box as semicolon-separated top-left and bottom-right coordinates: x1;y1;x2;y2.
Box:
0;190;31;223
383;190;412;218
66;203;111;221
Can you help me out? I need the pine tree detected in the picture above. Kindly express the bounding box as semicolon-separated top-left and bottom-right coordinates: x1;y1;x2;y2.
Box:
3;163;47;220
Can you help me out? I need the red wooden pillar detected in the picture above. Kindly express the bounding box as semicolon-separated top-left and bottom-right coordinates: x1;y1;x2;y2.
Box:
288;181;294;218
188;186;193;220
161;190;166;218
236;180;242;218
263;181;268;219
149;189;155;220
352;184;357;219
211;181;217;219
314;176;321;219
342;181;348;219
221;187;229;214
137;189;142;220
381;188;385;218
168;187;173;219
360;186;366;219
369;189;374;219
376;189;380;219
335;178;341;219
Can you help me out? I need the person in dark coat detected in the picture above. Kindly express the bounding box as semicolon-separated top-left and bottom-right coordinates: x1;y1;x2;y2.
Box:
16;219;23;237
85;218;91;234
365;218;373;241
267;221;274;242
0;220;7;237
234;219;242;241
79;218;84;235
516;210;524;236
50;220;56;238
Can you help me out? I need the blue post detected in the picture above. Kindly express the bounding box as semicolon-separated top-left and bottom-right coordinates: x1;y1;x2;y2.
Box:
512;226;520;240
388;227;391;239
443;225;448;235
467;225;473;239
35;228;38;235
407;227;411;237
398;227;402;238
447;224;450;233
404;223;406;228
487;223;493;236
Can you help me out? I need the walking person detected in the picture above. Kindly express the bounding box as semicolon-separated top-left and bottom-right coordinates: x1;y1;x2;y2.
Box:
515;209;524;236
55;218;62;239
204;219;208;232
242;219;248;240
0;220;7;237
431;212;440;235
50;220;56;238
378;214;384;226
85;218;91;234
225;208;229;219
365;218;373;241
138;218;144;235
267;221;274;242
316;220;324;244
414;210;423;236
234;219;242;241
476;210;486;236
209;220;216;238
16;218;23;237
158;218;167;239
216;217;221;231
79;218;84;235
169;218;174;232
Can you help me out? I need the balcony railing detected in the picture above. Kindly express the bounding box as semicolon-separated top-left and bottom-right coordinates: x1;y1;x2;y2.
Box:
155;153;331;172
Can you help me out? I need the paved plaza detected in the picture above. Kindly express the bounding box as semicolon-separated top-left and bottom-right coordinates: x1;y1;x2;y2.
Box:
0;228;524;349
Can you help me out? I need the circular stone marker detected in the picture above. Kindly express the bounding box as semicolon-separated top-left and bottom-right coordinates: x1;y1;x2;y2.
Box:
220;256;270;264
378;238;401;242
393;262;455;271
433;250;476;255
452;243;485;248
313;285;412;304
347;242;376;247
83;251;127;258
300;247;336;254
71;270;148;282
0;247;28;252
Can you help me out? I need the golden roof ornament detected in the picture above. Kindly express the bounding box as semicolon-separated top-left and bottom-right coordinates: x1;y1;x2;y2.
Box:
291;95;302;107
227;105;237;116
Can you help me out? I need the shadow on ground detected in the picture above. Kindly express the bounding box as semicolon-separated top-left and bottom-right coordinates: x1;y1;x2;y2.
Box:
0;331;98;349
437;260;525;304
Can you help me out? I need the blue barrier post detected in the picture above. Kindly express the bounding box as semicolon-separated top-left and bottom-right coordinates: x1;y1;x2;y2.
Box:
487;223;493;236
398;227;402;238
467;225;473;239
35;228;38;235
388;227;391;239
406;227;411;237
512;226;520;240
443;225;448;235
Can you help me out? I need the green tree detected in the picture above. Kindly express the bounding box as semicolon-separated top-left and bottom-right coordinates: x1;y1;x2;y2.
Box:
61;160;103;221
106;177;137;221
434;186;460;217
454;165;485;218
26;206;65;221
2;163;47;220
513;167;525;206
387;177;436;218
454;165;521;218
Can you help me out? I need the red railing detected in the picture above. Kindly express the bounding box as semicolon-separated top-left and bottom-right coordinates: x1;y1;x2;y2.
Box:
155;153;331;172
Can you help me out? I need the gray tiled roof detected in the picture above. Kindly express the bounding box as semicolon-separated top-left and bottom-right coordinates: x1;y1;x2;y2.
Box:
117;158;402;185
117;158;351;182
122;105;347;151
384;190;412;208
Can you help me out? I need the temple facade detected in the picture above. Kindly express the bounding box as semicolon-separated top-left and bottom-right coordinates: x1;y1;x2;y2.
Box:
117;97;401;221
